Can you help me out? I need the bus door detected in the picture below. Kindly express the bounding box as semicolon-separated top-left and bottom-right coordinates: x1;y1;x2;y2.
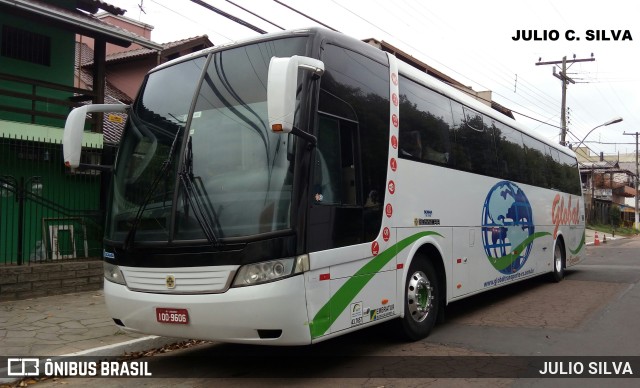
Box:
305;43;393;338
305;112;395;337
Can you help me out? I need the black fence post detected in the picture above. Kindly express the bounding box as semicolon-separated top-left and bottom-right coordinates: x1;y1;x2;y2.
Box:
16;176;24;265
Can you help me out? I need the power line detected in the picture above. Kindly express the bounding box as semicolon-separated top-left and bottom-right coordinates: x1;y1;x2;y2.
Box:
190;0;267;34
273;0;339;31
224;0;284;30
395;1;563;115
149;0;232;41
327;0;576;137
581;141;637;145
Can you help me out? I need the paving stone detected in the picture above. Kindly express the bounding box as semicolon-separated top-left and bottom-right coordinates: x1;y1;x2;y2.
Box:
60;321;86;329
80;318;110;326
6;330;37;338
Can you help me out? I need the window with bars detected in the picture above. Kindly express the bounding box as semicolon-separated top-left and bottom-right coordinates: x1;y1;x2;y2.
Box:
1;25;51;66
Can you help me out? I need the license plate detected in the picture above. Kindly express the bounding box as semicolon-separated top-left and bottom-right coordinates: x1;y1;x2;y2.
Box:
156;308;189;324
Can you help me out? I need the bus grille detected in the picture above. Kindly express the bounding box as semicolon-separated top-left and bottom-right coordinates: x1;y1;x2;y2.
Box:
120;265;239;294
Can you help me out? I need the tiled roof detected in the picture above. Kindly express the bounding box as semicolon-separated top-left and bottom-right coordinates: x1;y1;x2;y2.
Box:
85;35;212;65
76;42;94;67
101;103;128;144
75;43;133;104
76;0;125;15
579;160;620;169
104;46;154;62
0;0;162;50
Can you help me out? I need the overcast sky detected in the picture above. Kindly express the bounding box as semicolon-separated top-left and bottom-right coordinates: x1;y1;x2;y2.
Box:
106;0;640;157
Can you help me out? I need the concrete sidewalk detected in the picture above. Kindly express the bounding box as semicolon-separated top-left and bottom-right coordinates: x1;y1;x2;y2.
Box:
584;227;624;246
0;290;177;358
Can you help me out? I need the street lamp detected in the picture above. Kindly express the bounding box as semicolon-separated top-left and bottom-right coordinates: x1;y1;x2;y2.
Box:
573;117;623;150
571;117;623;227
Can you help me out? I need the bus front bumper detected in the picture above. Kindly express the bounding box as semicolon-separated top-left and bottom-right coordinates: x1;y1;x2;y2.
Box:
104;274;312;345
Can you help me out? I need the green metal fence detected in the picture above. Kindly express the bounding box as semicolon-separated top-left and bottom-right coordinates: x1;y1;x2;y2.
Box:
0;134;104;265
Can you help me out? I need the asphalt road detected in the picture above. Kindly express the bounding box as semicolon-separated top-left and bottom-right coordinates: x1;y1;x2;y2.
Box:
25;237;640;387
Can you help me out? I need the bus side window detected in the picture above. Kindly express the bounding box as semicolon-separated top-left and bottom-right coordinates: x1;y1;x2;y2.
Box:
397;76;454;167
493;120;526;183
451;104;498;176
522;135;548;188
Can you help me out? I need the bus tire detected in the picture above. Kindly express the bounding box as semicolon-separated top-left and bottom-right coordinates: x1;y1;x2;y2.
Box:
399;255;440;341
550;240;565;282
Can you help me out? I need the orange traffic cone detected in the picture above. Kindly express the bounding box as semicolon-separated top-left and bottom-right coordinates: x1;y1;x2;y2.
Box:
594;232;600;246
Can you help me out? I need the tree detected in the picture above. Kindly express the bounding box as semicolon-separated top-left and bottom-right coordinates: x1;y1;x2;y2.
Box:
610;204;621;230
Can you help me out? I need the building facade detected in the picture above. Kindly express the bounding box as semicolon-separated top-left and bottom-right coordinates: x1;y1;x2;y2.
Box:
0;0;160;265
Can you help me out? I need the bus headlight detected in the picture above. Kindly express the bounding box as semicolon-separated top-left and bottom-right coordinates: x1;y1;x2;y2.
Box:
104;262;127;285
233;255;309;287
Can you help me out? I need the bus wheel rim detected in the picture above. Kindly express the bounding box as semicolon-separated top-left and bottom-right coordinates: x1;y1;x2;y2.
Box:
554;246;562;272
407;270;433;323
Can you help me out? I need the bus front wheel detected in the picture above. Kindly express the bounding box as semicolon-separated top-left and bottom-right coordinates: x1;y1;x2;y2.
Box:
399;256;440;341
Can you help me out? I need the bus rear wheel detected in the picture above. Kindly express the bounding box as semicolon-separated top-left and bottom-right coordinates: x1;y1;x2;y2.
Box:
550;241;565;282
399;256;439;341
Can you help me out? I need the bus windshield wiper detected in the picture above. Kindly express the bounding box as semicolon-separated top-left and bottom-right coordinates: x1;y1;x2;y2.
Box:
178;137;222;246
123;123;183;250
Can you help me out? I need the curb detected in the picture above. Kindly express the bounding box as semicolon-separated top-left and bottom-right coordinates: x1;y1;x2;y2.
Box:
62;336;183;357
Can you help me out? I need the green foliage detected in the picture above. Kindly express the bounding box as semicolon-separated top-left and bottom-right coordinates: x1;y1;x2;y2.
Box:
609;204;622;228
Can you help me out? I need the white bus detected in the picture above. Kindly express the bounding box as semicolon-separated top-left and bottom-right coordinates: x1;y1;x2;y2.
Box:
63;28;585;345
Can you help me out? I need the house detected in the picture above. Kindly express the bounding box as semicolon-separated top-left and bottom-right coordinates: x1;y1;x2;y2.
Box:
78;13;213;102
75;14;212;143
0;0;161;269
576;147;638;226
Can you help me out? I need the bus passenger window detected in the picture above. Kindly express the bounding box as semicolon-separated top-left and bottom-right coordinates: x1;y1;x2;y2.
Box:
397;76;454;167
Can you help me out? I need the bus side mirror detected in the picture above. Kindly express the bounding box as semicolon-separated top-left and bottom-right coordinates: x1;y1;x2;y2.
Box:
63;104;128;168
267;55;324;134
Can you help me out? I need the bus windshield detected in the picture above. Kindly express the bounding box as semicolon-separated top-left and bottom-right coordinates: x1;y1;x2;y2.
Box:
107;37;309;243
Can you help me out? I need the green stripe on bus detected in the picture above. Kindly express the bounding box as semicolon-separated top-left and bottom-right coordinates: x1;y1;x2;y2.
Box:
488;231;552;271
569;231;586;255
309;231;443;339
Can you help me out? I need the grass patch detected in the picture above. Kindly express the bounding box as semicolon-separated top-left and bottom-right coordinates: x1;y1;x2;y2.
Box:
588;223;639;237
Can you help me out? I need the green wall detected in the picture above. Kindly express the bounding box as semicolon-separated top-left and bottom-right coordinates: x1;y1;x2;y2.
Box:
0;13;76;128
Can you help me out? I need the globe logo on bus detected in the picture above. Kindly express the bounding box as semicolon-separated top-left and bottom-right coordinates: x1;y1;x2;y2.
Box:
481;181;534;274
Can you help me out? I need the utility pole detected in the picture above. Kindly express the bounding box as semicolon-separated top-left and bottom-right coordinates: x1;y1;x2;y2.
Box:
623;131;639;230
536;55;595;146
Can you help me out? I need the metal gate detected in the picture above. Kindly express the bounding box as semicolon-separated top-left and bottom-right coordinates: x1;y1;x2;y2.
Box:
1;134;104;265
